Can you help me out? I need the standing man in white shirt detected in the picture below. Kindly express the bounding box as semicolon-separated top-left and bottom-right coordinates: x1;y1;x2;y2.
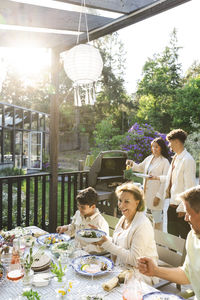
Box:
150;129;196;238
163;129;196;238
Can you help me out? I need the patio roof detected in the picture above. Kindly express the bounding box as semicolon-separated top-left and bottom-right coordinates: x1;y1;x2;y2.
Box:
0;0;191;53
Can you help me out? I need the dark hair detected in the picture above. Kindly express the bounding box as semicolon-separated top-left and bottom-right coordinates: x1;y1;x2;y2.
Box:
178;186;200;213
167;129;187;144
115;182;145;212
76;187;98;206
151;137;171;162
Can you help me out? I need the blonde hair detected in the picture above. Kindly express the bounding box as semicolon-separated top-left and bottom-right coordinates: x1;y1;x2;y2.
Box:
115;182;145;212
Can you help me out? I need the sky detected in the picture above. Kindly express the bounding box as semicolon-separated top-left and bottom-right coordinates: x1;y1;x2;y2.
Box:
118;0;200;94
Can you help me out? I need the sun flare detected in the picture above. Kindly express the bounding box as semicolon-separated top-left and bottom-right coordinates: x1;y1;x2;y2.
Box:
1;47;51;85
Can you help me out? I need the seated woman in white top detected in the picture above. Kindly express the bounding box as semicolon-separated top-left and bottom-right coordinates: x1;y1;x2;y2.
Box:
96;182;159;285
126;137;170;230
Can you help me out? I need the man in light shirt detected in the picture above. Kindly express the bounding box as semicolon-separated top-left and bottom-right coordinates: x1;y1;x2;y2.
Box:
56;186;109;253
138;186;200;300
151;129;196;238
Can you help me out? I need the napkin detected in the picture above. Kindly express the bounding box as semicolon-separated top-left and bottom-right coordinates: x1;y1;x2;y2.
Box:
102;269;134;292
102;276;119;292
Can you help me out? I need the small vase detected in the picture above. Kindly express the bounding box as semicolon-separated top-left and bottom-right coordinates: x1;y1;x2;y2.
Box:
53;276;68;298
22;269;34;287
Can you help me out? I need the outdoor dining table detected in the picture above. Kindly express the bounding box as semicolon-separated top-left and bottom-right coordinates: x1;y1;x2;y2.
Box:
0;226;157;300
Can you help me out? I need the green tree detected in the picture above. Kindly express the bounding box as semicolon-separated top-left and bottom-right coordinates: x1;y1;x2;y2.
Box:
94;33;135;133
136;29;183;132
171;76;200;132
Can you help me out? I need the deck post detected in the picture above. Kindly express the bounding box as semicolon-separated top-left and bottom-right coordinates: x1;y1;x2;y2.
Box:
49;49;60;232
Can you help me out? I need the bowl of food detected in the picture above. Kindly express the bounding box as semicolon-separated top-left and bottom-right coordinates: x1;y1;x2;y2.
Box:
77;229;106;243
51;241;74;257
37;233;70;247
72;255;113;276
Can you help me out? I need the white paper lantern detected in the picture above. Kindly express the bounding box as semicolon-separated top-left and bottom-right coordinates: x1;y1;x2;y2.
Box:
63;44;103;106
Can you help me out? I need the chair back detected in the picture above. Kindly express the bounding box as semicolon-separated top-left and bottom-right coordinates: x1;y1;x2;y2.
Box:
154;229;186;267
102;213;119;237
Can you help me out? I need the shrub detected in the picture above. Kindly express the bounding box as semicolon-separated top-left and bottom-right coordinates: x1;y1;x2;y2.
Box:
122;122;167;162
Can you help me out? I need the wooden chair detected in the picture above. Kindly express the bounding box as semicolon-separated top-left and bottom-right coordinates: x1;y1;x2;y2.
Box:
154;229;186;291
102;213;119;237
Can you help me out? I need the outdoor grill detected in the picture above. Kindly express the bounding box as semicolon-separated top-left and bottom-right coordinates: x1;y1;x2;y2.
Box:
88;150;128;216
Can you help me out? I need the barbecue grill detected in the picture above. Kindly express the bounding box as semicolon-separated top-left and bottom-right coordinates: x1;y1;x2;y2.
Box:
88;150;128;216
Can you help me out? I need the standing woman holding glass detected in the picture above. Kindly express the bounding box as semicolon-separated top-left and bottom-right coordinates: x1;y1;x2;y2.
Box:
126;137;171;230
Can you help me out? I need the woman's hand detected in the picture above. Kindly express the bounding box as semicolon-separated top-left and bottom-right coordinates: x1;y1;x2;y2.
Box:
148;175;160;180
153;197;160;206
88;224;98;230
94;235;107;246
126;159;134;168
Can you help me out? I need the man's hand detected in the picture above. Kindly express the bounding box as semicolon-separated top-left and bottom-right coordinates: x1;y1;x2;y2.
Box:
137;257;157;277
56;225;68;234
153;197;160;206
177;212;185;218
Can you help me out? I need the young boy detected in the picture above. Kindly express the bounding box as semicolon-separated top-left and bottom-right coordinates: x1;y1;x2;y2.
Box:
56;186;109;253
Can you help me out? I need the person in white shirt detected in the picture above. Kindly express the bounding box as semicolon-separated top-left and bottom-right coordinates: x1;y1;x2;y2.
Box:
150;129;196;238
126;137;170;230
138;186;200;300
56;187;109;253
96;182;159;285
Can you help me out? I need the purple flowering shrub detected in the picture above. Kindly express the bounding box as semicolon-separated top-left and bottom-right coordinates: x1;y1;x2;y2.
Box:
122;122;167;163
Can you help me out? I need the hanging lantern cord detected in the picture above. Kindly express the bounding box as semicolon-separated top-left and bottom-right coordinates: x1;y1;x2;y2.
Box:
76;0;90;45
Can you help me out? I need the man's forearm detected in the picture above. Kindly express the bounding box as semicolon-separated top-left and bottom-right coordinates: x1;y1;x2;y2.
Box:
154;266;190;285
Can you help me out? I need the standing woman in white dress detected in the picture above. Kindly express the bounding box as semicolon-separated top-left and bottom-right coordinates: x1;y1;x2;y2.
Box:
126;137;171;230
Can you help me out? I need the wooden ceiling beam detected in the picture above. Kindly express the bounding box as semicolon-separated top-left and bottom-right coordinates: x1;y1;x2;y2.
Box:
0;0;113;32
53;0;157;14
57;0;191;52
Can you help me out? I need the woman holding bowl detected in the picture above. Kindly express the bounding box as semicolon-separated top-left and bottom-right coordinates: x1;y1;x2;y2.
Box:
96;182;158;285
126;137;170;230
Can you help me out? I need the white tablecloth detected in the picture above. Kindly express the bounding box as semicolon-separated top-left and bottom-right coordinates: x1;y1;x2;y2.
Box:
0;226;156;300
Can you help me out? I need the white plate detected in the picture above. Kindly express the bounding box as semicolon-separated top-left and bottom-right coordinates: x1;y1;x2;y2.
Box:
143;292;184;300
77;229;106;243
72;255;113;276
133;172;150;178
51;241;74;255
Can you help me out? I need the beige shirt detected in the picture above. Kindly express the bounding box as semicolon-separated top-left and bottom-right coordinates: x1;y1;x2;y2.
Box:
132;155;170;210
159;149;196;212
181;230;200;300
66;208;109;253
102;212;159;285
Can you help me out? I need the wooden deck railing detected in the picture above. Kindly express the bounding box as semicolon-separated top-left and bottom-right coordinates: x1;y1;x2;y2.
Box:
0;171;89;231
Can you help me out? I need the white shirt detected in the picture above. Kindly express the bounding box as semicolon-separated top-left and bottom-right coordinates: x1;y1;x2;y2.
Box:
102;212;159;285
66;208;109;253
159;149;196;212
181;230;200;300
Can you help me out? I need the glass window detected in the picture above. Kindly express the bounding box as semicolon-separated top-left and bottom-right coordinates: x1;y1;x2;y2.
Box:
0;104;3;127
39;114;45;131
31;112;38;130
15;131;23;168
15;108;23;129
4;129;13;162
24;111;31;130
5;106;14;127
